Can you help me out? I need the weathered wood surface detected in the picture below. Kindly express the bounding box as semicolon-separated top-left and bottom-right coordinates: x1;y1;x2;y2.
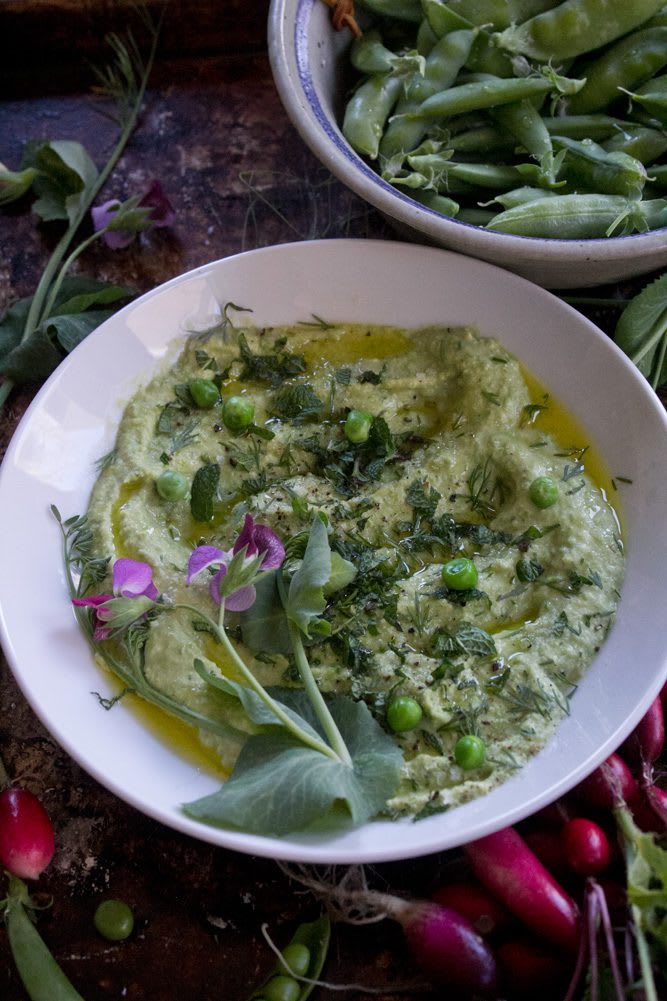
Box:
0;3;663;1000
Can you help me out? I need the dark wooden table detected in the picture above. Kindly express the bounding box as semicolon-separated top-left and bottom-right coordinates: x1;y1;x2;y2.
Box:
0;4;663;1000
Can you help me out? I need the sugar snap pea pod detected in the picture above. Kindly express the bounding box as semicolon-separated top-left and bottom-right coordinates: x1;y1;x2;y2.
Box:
416;18;438;55
486;193;644;237
494;184;559;207
509;0;562;20
421;0;474;37
356;0;424;21
622;75;667;124
391;167;479;193
645;4;667;28
408;69;584;120
457;206;499;224
448;124;514;152
495;0;667;62
603;125;667;165
465;30;515;77
407;153;525;188
408;186;461;215
490;99;555;179
379;28;478;164
4;876;87;1001
553;135;648;197
343;72;405;159
247;915;331;1001
350;31;423;75
434;0;513;29
543;114;638;140
567;27;667;115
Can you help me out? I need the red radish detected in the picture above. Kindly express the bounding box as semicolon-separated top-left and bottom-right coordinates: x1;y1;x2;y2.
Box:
463;826;580;954
562;818;611;876
573;753;640;810
622;696;665;765
380;897;499;995
644;781;667;829
497;938;571;999
528;799;572;829
524;828;569;877
0;787;55;880
432;879;510;936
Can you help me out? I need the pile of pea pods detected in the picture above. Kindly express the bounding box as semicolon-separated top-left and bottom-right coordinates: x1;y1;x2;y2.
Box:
341;0;667;237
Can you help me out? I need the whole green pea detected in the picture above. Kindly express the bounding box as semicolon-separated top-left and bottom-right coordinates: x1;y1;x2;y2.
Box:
222;394;255;432
454;734;486;770
344;409;373;444
529;475;559;508
387;696;423;733
441;557;478;590
263;975;300;1001
94;899;134;941
156;469;189;501
278;942;311;977
188;378;220;409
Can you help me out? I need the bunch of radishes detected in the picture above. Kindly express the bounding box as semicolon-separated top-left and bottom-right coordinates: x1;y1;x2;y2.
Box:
283;689;667;1000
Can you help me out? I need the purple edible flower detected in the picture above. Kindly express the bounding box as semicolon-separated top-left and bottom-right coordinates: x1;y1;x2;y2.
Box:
91;179;175;249
187;516;285;612
73;558;158;640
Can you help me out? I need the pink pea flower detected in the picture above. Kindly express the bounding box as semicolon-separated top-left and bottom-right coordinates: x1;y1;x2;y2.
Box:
187;516;285;612
73;558;158;641
91;179;175;249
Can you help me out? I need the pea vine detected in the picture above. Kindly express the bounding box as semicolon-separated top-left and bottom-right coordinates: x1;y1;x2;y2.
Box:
0;9;164;414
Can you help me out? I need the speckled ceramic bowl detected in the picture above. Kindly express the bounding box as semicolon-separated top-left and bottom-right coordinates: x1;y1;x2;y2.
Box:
268;0;667;288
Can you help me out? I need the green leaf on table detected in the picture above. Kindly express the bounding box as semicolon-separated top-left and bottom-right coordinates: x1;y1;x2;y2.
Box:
286;516;331;637
0;296;33;362
22;139;99;223
240;569;292;655
614;272;667;389
55;279;133;315
183;693;403;836
0;164;38;205
0;327;63;383
45;309;118;352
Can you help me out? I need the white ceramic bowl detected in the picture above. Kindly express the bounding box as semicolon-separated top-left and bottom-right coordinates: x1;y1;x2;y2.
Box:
1;239;666;863
268;0;667;289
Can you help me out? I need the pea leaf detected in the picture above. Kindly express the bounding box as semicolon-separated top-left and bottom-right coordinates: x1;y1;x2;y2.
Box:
193;660;323;739
240;569;292;655
0;328;63;383
614;273;667;389
190;462;220;522
45;309;119;353
0;296;32;361
182;693;403;836
22;139;99;224
0;165;38;205
286;516;331;637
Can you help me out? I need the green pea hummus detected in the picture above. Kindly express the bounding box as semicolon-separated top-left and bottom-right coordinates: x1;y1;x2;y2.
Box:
88;321;624;818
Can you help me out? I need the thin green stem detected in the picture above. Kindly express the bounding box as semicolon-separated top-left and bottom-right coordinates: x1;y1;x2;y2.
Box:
40;229;107;322
287;620;353;767
0;379;14;412
176;601;340;761
633;908;659;1001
